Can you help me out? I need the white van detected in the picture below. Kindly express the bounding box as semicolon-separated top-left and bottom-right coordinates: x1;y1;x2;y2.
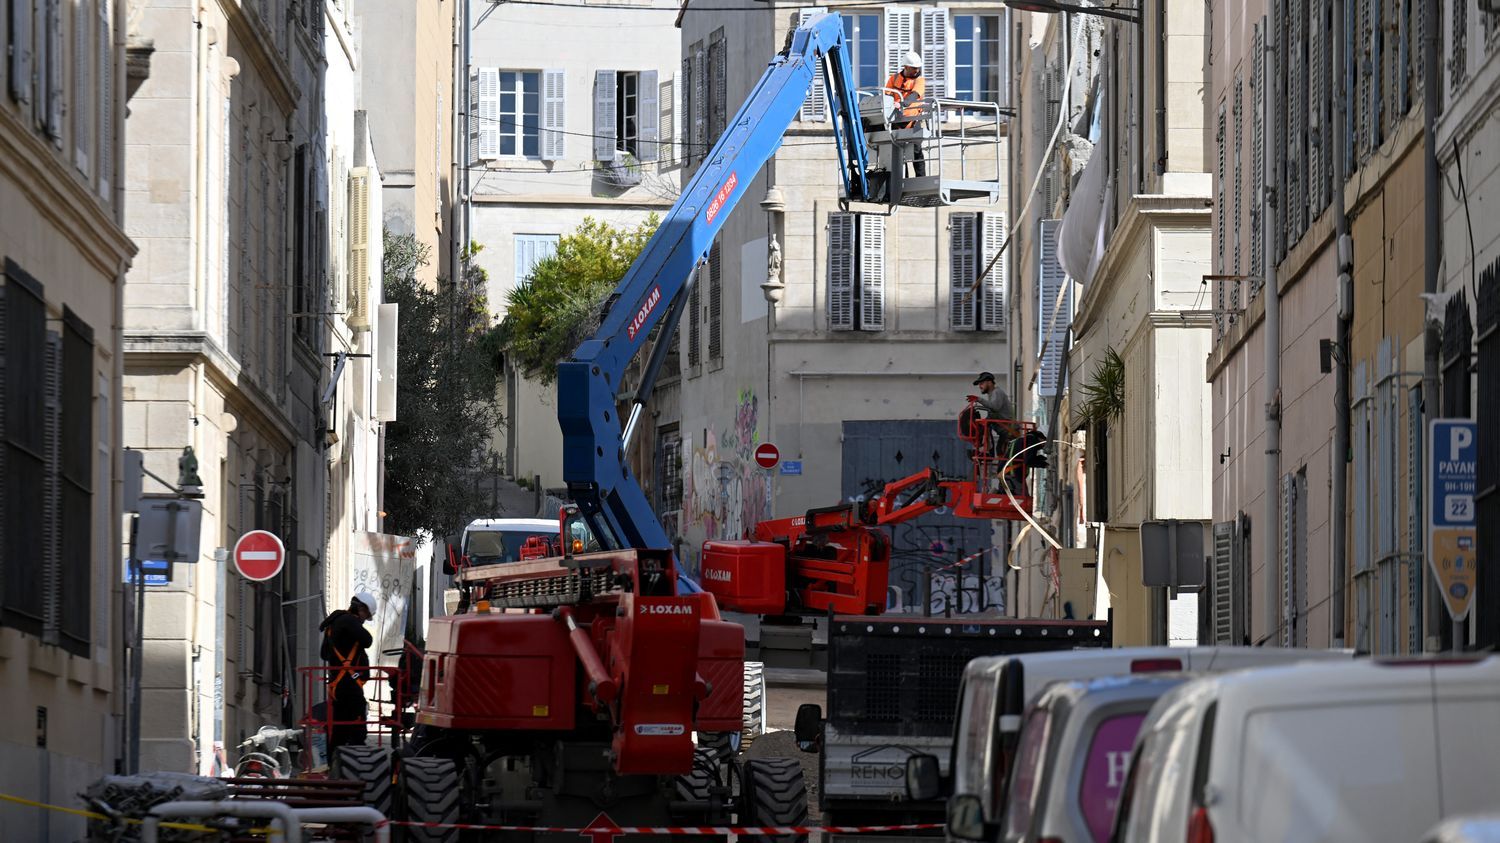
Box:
1111;656;1500;843
459;517;560;565
926;646;1354;842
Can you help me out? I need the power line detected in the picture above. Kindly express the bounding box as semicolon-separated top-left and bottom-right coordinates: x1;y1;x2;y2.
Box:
485;0;945;12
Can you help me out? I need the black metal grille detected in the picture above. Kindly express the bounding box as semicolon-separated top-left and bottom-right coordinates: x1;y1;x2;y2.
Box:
863;654;903;722
916;653;969;723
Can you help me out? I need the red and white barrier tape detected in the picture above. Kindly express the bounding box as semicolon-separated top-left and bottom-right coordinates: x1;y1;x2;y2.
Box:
927;544;1003;574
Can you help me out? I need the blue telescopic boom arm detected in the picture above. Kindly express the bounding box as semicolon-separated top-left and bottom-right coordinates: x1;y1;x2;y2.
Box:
556;13;878;585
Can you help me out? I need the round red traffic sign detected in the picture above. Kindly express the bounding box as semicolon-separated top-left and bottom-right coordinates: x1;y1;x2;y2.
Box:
233;530;286;581
754;442;780;470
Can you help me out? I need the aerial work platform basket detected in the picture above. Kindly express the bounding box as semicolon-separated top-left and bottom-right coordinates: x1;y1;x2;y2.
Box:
856;91;1006;208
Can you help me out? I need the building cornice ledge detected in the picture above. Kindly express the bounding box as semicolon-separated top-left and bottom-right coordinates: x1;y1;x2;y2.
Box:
220;0;300;113
124;331;296;447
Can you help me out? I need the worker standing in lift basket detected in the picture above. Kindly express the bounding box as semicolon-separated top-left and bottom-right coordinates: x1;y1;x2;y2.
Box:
970;371;1021;492
884;50;927;177
319;591;376;751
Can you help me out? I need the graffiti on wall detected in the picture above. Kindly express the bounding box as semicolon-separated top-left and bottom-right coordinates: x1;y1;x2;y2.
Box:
882;521;1005;615
684;390;770;542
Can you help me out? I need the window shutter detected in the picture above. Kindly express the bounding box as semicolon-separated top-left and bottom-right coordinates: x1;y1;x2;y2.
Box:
542;69;566;160
680;56;693;165
1250;20;1265;289
1212;521;1235;644
949;213;977;332
32;0;46;125
708;240;722;360
638;69;659;163
687;263;702;367
979;212;1007;332
476;67;499;160
798;8;827;122
858;214;885;331
10;0;34;106
45;0;61;142
73;0;90;175
42;331;60;645
1233;75;1244;276
1289;0;1307;240
659;74;674;165
884;7;916;81
827;212;855;331
691;45;708;153
921;8;950;99
1216;102;1226;275
468;69;480;163
96;0;111;198
1307;2;1325;215
708;32;727;144
594;69;617;161
1037;219;1071;398
347;168;371;331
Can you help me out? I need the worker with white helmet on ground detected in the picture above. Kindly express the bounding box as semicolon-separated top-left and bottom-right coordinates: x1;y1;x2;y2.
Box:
884;50;927;176
318;590;377;752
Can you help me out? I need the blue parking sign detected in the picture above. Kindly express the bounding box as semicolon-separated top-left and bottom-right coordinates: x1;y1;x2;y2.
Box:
1430;420;1477;529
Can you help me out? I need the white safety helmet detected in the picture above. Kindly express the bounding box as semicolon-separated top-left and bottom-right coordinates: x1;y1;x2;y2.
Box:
903;50;922;70
352;590;378;615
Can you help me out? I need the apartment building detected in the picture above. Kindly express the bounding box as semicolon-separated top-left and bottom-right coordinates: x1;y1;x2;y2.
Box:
675;0;1012;607
1004;3;1208;646
465;0;681;494
1436;3;1499;648
0;0;135;834
122;0;395;775
1206;0;1428;651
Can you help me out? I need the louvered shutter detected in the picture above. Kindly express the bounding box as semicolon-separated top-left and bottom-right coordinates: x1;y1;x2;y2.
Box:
708;241;722;360
828;212;855;331
96;0;110;198
1356;0;1370;157
680;56;693;165
42;331;60;645
921;8;949;99
1307;2;1325;215
347;168;371;330
32;0;46;125
1291;0;1308;239
858;214;885;331
1212;521;1234;644
46;0;61;142
708;33;726;144
687;266;702;368
884;8;915;80
1233;76;1244;276
692;45;708;151
472;68;499;161
1281;472;1297;646
542;69;566;160
1037;219;1071;398
980;212;1007;332
468;69;481;163
798;7;827;122
659;74;674;165
638;69;659;163
594;69;618;161
949;213;977;332
10;0;33;106
73;0;90;175
1250;21;1265;286
1216;102;1226;275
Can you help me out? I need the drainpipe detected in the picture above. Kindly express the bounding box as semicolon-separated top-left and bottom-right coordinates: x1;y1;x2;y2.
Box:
1422;0;1442;651
1330;0;1351;649
1260;17;1283;644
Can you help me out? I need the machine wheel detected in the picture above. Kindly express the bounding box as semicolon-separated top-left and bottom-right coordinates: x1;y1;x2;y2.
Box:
740;662;767;751
332;745;395;822
698;730;740;760
402;756;460;843
740;757;809;843
674;747;723;803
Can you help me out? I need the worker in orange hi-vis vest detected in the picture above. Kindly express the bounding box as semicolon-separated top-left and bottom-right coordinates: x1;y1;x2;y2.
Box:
319;591;376;752
884;50;927;177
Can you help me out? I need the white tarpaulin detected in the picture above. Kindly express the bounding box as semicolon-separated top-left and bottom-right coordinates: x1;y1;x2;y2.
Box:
1057;83;1111;286
349;531;417;666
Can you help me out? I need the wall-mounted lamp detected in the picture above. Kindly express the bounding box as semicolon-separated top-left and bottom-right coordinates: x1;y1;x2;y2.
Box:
1219;447;1232;465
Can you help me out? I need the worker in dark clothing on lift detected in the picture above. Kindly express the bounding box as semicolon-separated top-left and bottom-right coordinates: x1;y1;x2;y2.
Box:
319;591;376;752
969;372;1021;493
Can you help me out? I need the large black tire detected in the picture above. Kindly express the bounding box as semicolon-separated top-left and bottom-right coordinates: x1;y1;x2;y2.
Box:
740;757;809;843
675;748;730;841
333;745;395;822
698;730;740;760
403;756;460;843
741;662;767;751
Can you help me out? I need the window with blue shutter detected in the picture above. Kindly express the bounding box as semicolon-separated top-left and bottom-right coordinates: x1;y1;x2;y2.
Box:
514;234;559;288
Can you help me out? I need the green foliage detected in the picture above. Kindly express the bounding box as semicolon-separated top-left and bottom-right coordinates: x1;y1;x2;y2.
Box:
496;215;660;384
1078;346;1126;427
381;232;504;539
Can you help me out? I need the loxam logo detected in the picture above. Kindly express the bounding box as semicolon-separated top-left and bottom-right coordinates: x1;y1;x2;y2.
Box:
641;604;694;616
702;568;733;582
626;286;663;341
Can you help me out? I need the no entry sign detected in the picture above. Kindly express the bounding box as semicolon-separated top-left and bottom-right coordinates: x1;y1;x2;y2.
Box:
234;530;286;581
754;442;780;470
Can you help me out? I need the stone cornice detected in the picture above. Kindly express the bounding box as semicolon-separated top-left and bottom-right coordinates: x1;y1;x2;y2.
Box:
0;111;136;278
124;331;295;449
